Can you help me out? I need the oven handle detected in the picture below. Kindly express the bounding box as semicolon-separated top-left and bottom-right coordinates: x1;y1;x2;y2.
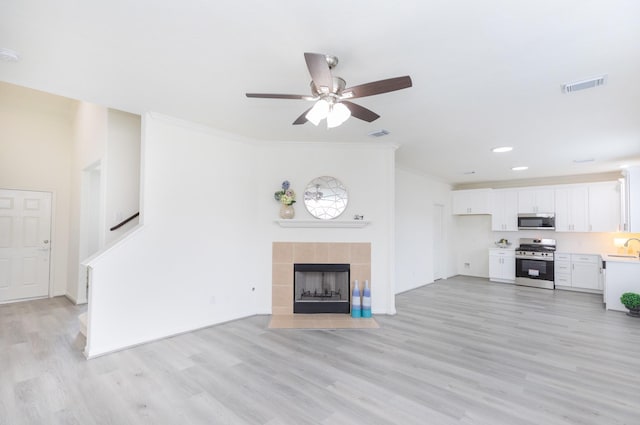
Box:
515;256;554;261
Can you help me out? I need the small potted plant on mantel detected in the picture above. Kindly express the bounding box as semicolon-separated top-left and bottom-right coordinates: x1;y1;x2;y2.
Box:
620;292;640;317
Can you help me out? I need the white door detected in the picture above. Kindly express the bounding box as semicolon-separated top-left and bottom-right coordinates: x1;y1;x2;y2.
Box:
433;204;444;281
0;189;52;303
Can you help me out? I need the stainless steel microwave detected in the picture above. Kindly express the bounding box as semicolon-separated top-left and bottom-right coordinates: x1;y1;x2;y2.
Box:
517;213;555;230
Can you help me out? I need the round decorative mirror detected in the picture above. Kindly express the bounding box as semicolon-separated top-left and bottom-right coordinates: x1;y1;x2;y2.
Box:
303;176;348;220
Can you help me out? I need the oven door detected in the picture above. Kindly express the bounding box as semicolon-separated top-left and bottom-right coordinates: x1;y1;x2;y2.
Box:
516;258;554;282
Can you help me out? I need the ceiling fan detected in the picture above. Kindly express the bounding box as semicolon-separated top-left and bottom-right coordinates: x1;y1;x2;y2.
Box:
246;52;412;128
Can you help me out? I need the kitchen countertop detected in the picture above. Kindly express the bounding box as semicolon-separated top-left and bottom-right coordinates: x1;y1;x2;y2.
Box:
490;245;515;250
602;253;640;264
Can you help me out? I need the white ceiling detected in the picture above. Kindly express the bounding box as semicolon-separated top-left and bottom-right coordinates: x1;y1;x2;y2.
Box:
2;0;639;184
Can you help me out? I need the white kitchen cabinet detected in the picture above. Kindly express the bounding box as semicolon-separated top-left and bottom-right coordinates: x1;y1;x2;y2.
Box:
554;252;572;287
517;188;555;213
603;256;640;311
554;252;602;292
490;189;518;231
571;254;602;291
588;181;621;232
452;189;491;215
555;186;589;232
489;249;515;283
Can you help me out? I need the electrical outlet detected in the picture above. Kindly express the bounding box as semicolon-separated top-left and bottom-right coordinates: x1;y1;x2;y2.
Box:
464;262;470;268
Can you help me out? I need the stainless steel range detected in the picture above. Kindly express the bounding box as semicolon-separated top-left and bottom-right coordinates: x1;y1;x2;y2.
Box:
515;238;556;289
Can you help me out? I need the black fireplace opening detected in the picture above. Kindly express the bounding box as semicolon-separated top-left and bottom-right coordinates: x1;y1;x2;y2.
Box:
294;263;350;314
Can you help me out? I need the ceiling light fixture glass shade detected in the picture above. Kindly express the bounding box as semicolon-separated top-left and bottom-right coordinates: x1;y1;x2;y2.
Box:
492;146;513;153
305;99;330;126
511;166;528;171
326;102;351;128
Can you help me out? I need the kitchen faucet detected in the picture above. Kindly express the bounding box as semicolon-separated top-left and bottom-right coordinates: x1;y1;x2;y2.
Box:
623;238;640;257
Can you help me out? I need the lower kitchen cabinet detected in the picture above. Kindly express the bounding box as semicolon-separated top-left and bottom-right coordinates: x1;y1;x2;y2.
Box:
554;252;603;293
489;249;515;283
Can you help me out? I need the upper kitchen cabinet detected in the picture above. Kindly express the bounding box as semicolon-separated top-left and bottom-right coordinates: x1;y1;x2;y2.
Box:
452;189;492;215
588;181;621;232
490;189;518;231
555;186;588;232
517;188;555;213
623;166;640;232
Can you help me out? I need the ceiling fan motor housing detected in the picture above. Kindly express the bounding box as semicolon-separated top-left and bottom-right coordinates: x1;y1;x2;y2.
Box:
311;77;346;97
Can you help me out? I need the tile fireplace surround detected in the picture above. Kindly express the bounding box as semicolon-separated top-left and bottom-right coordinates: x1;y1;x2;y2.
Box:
272;242;372;315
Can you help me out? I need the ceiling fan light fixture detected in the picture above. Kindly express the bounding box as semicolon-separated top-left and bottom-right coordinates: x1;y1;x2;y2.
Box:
327;102;351;128
306;99;330;126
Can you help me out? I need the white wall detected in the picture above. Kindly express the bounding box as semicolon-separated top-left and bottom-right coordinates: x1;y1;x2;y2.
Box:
395;167;454;293
67;102;108;303
0;82;75;297
85;113;398;357
254;141;397;314
86;114;261;356
104;109;141;244
453;215;494;277
68;104;142;304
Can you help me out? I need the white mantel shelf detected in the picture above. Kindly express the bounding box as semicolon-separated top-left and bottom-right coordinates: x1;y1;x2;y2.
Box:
275;219;371;228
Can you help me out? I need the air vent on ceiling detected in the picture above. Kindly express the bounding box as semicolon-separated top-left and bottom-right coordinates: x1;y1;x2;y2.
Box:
562;75;607;93
0;48;20;62
368;129;390;138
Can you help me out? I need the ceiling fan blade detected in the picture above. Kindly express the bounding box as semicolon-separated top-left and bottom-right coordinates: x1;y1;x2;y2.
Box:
342;76;412;99
292;107;313;125
304;52;333;93
246;93;313;100
341;101;380;122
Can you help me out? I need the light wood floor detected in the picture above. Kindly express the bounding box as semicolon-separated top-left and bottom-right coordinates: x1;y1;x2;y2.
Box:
2;276;639;425
268;314;379;329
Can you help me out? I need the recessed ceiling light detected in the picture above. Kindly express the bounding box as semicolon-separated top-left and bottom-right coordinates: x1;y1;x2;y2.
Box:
512;166;528;171
0;48;20;62
491;146;513;153
619;164;629;169
573;158;594;163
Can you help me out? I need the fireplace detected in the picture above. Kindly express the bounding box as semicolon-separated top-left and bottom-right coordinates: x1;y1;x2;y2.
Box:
272;242;370;316
294;263;350;314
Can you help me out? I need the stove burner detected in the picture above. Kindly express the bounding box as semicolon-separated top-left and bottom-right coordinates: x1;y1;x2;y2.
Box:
516;238;556;261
